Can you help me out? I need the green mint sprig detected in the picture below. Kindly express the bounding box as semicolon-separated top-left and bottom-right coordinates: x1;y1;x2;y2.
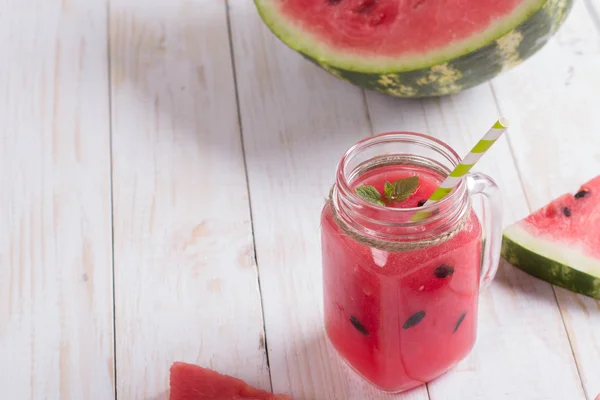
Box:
355;176;419;206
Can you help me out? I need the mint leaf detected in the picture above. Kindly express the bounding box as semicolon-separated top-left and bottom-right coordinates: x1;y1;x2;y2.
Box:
384;176;419;203
384;181;394;201
393;176;419;202
355;185;385;206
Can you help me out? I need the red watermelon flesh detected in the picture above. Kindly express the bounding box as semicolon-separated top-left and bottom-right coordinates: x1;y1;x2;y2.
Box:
169;362;292;400
274;0;529;56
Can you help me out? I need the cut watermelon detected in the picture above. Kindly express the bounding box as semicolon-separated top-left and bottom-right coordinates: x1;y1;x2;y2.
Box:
501;176;600;299
255;0;572;97
169;362;292;400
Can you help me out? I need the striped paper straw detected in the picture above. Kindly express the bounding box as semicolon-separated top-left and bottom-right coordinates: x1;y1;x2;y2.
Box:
412;117;509;221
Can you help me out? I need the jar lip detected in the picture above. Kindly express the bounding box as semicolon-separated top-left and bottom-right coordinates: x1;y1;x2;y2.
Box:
336;131;465;219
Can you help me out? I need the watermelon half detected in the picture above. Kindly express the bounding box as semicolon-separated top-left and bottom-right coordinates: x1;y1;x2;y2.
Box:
254;0;573;97
169;362;292;400
502;176;600;299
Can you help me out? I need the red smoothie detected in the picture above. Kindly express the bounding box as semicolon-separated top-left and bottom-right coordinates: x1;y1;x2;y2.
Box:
321;164;483;392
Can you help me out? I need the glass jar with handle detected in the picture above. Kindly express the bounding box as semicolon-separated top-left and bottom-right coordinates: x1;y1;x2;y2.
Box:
320;131;503;393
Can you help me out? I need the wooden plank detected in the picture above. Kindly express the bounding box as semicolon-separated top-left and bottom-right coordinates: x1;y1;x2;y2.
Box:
109;1;270;398
585;0;600;33
0;1;115;399
492;1;600;398
365;85;586;399
228;2;430;399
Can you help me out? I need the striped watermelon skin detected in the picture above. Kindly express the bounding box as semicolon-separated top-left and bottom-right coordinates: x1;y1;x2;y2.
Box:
502;232;600;299
255;0;573;98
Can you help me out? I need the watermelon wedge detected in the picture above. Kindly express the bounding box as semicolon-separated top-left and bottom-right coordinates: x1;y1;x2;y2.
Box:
501;176;600;299
169;362;292;400
255;0;572;97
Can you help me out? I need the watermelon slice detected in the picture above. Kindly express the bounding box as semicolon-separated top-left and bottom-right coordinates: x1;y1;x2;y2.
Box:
169;362;292;400
501;176;600;299
254;0;573;97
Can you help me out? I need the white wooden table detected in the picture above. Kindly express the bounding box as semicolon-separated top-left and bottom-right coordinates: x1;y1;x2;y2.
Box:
2;1;600;399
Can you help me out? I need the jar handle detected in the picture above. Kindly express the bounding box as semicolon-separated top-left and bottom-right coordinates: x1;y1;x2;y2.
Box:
467;172;503;289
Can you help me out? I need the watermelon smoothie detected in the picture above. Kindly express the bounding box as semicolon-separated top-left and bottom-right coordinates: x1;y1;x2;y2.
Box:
321;132;502;393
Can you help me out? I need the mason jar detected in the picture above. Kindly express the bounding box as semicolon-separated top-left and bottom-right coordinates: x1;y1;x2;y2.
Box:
321;131;502;393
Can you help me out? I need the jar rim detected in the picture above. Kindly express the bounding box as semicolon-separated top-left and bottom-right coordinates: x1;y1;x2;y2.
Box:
335;131;467;226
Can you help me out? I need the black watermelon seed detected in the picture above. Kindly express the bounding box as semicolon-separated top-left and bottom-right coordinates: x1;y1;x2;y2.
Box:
350;315;369;335
574;190;589;199
402;311;426;329
434;264;455;278
417;199;427;207
327;0;342;4
562;207;572;217
453;312;467;333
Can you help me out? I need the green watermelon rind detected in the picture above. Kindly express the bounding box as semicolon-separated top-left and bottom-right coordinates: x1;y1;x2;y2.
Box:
255;0;573;97
501;224;600;299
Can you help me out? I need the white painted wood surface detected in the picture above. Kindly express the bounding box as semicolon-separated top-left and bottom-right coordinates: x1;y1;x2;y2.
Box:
586;0;600;33
108;1;270;399
2;0;599;399
0;0;115;399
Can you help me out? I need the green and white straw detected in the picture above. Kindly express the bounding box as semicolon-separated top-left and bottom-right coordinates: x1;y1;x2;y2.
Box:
413;117;509;221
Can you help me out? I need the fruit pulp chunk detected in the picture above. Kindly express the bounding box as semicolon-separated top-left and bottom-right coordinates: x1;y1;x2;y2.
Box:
321;166;482;392
278;0;526;56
